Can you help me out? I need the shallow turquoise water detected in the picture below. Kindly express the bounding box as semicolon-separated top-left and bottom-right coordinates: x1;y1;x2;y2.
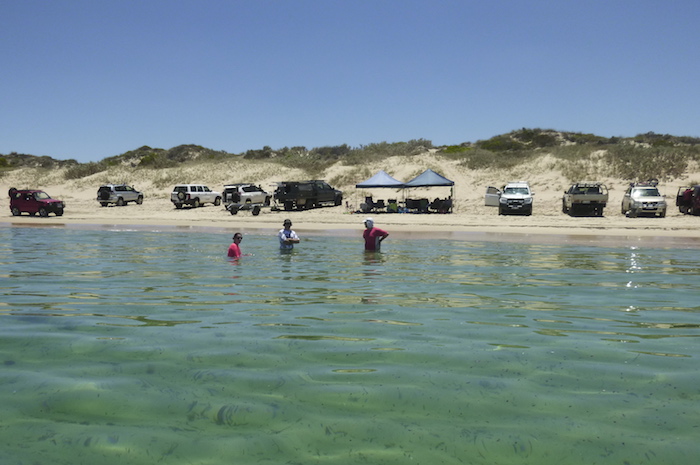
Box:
1;225;699;464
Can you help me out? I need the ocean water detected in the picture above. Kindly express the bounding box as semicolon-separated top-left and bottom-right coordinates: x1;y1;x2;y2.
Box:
0;225;698;465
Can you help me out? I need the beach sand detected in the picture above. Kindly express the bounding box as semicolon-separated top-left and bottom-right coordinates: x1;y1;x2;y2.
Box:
2;153;699;247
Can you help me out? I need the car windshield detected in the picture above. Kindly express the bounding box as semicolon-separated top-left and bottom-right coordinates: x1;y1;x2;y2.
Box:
504;187;529;195
632;187;660;197
34;192;51;200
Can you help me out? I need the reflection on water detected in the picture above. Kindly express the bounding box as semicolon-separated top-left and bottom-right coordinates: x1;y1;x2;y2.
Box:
1;226;699;464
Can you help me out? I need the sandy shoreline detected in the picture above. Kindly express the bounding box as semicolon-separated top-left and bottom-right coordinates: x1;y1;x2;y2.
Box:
3;154;700;248
3;196;700;248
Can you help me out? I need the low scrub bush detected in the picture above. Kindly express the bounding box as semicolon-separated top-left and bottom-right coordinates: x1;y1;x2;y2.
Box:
64;161;108;180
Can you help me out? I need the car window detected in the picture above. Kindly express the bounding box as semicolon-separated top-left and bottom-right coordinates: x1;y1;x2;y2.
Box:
633;188;660;197
174;186;186;193
35;192;51;200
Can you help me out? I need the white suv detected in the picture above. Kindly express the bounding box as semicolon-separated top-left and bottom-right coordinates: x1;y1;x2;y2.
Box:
621;181;667;218
223;183;271;206
171;184;221;209
97;184;144;206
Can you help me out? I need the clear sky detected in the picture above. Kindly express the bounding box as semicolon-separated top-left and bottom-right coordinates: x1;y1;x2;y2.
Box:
2;0;699;163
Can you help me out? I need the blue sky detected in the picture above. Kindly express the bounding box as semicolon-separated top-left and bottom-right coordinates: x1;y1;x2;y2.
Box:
2;0;699;163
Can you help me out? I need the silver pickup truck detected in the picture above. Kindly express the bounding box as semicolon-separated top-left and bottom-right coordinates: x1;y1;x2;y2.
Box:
562;182;608;216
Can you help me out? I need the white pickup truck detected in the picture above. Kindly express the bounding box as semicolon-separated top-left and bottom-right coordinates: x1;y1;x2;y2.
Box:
485;181;534;215
562;182;608;217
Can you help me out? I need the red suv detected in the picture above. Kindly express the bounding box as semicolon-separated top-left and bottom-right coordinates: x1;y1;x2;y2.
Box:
8;188;65;217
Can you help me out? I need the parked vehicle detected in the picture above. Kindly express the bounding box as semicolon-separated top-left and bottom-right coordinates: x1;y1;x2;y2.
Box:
9;187;65;217
170;184;221;209
562;182;608;216
676;185;700;215
621;180;666;218
97;184;144;206
223;184;271;205
273;180;343;211
484;181;534;215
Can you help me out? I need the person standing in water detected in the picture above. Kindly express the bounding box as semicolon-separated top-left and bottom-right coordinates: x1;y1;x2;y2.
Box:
278;219;300;250
363;217;389;251
227;232;243;258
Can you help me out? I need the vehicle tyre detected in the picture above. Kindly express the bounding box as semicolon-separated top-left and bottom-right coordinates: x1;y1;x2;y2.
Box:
284;201;293;211
562;200;568;214
193;198;201;208
56;209;64;216
136;196;143;205
214;197;221;206
39;208;48;217
498;206;504;215
99;191;110;201
264;197;271;207
659;210;666;218
229;207;239;215
9;187;18;198
335;195;342;206
174;203;183;209
252;205;261;216
100;202;108;207
11;207;20;216
628;209;638;218
177;191;186;201
116;197;125;206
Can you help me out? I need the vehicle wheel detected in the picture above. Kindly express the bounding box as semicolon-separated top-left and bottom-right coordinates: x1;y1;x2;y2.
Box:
335;195;342;206
562;200;568;214
177;192;185;201
9;187;18;197
136;196;143;205
498;207;504;215
116;197;125;206
284;201;293;211
193;198;201;208
174;203;183;209
100;202;108;207
628;209;638;218
252;205;261;216
214;197;221;206
229;207;239;215
39;208;48;217
56;209;64;216
264;197;271;207
11;207;20;216
659;210;666;218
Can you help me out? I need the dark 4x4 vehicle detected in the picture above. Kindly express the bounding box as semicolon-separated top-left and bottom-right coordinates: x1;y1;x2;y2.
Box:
676;185;700;215
9;187;65;217
274;180;342;211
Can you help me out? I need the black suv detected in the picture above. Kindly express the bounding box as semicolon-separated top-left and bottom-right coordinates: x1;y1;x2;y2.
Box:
274;180;343;211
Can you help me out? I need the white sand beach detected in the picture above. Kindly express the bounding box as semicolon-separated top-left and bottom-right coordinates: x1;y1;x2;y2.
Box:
2;152;700;247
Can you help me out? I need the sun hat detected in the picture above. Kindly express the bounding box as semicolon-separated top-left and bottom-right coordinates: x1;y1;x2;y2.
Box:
364;217;374;227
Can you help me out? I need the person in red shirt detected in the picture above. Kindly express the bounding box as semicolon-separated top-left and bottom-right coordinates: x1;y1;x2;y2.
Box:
362;217;389;251
227;233;243;258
